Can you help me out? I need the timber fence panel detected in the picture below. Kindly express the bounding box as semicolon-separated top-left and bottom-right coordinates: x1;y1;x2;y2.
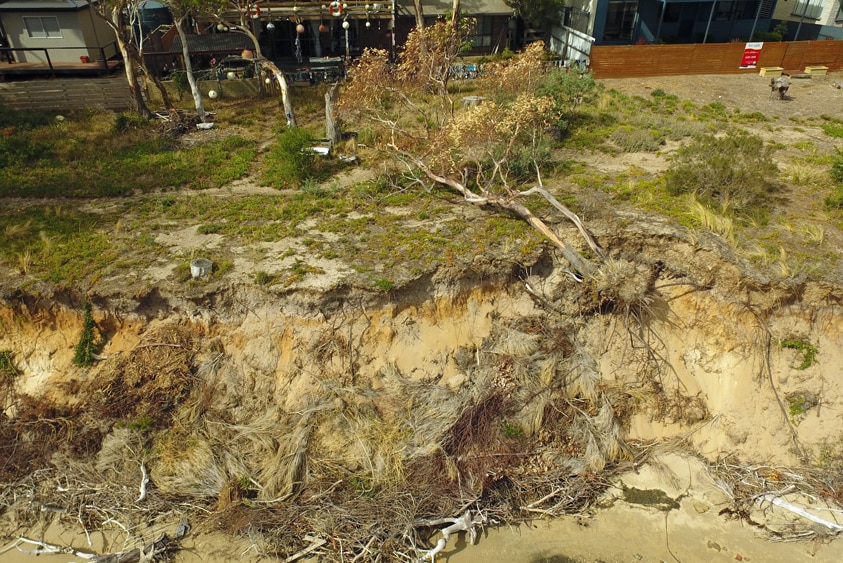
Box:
0;78;131;111
782;42;811;72
591;41;843;78
802;40;843;69
689;43;744;74
757;43;788;69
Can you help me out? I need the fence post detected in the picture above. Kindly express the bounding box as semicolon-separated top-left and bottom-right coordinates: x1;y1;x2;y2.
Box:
44;49;55;78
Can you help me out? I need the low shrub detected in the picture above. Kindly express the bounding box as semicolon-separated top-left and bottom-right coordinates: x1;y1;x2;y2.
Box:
665;132;778;214
262;127;321;188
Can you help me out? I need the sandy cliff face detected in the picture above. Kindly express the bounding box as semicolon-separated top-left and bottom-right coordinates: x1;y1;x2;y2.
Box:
2;251;840;482
1;216;841;561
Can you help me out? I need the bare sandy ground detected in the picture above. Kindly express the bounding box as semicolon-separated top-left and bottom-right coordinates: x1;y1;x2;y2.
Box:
447;453;843;563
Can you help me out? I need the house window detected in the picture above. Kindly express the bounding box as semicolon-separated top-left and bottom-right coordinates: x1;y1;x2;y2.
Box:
473;16;493;47
23;16;62;39
663;3;682;23
791;0;823;20
604;0;639;40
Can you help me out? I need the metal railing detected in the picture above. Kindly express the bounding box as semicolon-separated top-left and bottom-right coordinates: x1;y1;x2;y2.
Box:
0;41;120;71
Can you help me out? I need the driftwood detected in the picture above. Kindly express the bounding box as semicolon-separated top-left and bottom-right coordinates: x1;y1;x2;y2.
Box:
757;495;843;533
12;519;190;562
13;535;168;562
414;509;486;562
93;534;170;563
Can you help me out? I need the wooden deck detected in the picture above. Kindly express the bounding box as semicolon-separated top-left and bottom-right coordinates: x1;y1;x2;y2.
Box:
0;59;123;78
0;77;132;111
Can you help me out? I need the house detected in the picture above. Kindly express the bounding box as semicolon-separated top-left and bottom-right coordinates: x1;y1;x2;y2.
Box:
0;0;117;66
586;0;781;45
770;0;843;40
164;1;517;66
393;0;517;54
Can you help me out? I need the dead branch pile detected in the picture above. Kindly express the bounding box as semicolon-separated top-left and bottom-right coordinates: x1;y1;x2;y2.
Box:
710;459;843;542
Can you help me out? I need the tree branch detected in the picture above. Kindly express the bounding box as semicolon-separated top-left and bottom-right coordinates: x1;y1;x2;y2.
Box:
389;145;594;274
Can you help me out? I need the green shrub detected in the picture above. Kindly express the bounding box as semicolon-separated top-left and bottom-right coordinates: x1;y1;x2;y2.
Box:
830;148;843;183
0;350;19;377
610;126;663;152
73;301;98;367
373;278;394;291
781;338;818;370
254;270;274;285
825;148;843;209
665;132;778;213
262;127;319;188
113;113;149;133
537;68;598;132
752;31;782;42
0;105;56;129
0;135;53;168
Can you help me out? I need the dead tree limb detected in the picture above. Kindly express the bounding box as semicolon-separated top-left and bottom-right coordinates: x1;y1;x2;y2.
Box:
388;144;595;275
414;510;486;562
518;164;604;259
261;60;297;127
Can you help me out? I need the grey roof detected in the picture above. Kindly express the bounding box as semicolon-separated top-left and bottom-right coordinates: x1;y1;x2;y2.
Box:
170;33;255;54
0;0;90;10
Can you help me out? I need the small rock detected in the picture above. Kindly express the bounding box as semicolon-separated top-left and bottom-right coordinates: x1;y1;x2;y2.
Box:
707;540;721;552
443;373;468;391
694;500;711;514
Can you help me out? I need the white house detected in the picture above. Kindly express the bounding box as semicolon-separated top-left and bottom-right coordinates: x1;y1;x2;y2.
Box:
0;0;114;64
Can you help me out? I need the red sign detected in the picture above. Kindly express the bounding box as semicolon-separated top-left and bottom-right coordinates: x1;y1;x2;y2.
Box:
740;42;763;69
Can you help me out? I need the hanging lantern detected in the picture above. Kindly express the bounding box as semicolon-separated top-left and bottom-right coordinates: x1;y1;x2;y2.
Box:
342;20;350;30
329;1;343;16
365;21;371;28
319;23;328;32
266;21;276;31
296;23;305;34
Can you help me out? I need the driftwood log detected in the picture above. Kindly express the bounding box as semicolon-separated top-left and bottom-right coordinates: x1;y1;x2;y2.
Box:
13;519;190;562
414;509;486;562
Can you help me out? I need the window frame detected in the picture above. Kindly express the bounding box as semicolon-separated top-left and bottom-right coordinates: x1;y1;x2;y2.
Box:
791;0;824;20
23;16;63;39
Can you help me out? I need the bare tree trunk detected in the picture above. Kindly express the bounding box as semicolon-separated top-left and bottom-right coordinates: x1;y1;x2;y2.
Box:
325;82;340;145
262;60;296;127
146;73;174;112
174;16;207;122
117;41;152;119
92;4;179;118
451;0;461;28
413;0;425;28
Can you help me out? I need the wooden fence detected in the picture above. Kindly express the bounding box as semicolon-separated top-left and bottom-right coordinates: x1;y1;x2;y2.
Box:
590;40;843;79
0;78;132;111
